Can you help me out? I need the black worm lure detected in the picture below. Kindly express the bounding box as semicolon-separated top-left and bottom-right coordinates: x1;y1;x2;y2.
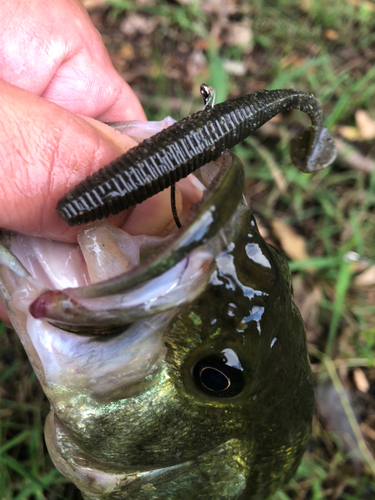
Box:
57;87;336;226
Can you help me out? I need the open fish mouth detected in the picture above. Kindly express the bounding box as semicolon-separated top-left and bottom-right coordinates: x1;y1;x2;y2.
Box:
0;152;243;403
0;150;244;396
31;151;243;332
0;150;243;334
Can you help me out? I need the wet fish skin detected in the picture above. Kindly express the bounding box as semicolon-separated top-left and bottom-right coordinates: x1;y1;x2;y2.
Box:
44;202;313;500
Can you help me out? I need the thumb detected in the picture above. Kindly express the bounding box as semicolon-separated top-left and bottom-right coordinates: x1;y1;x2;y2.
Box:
0;80;138;243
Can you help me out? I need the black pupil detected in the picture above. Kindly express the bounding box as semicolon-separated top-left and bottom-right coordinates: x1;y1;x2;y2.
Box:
200;367;229;392
193;349;245;398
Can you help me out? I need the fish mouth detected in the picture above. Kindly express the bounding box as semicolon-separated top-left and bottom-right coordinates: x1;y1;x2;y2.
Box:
7;151;244;334
0;152;245;399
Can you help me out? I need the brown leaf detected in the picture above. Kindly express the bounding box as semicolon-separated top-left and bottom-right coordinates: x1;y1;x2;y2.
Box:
315;381;362;469
337;125;361;141
223;59;247;76
120;13;158;37
82;0;107;9
353;368;370;393
293;279;322;335
354;265;375;287
361;423;375;441
335;137;375;173
355;110;375;140
187;50;207;77
193;39;209;51
280;54;305;69
348;0;375;12
324;29;339;40
119;43;135;61
271;219;309;261
254;218;270;241
225;21;253;48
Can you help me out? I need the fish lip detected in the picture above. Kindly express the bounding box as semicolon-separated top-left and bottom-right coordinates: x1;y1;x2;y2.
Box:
29;248;214;330
28;152;245;332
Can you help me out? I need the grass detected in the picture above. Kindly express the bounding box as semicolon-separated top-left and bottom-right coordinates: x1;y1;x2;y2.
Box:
1;0;375;498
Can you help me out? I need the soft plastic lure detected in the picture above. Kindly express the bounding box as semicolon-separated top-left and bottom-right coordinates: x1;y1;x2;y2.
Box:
57;87;336;226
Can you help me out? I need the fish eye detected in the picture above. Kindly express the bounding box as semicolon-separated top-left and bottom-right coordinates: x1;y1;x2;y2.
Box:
193;349;245;398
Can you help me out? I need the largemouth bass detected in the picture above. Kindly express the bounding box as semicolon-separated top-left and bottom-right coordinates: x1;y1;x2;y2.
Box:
0;89;336;499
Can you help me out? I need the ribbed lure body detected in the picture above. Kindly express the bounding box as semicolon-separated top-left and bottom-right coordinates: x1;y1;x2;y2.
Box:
57;89;336;226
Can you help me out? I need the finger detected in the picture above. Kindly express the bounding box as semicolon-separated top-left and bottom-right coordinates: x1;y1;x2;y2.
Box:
0;0;145;121
0;80;137;243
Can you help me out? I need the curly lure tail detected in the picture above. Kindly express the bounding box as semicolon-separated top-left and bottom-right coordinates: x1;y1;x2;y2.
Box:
57;89;336;226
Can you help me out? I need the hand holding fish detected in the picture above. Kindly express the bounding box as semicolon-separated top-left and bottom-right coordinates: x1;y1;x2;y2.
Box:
0;0;145;243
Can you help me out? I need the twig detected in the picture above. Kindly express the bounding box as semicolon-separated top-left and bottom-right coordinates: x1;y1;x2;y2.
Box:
310;345;375;477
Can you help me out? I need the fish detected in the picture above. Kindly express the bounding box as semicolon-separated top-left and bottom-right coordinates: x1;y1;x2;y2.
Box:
0;88;336;499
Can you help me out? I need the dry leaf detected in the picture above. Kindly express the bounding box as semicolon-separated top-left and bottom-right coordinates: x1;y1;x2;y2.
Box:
120;13;158;37
223;59;247;76
324;29;339;40
193;38;209;51
271;219;309;261
355;110;375;140
200;0;237;16
353;368;370;393
349;0;375;12
280;54;305;69
225;21;253;48
315;381;362;468
335;137;375;173
354;265;375;287
296;282;322;333
337;125;361;141
254;218;270;241
337;112;375;141
187;50;207;77
361;423;375;441
0;408;13;418
119;43;135;61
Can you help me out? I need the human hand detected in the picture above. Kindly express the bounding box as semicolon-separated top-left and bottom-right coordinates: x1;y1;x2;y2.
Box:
0;0;146;243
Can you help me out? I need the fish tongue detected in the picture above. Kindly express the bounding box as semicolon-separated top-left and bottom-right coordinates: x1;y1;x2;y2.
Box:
77;222;141;284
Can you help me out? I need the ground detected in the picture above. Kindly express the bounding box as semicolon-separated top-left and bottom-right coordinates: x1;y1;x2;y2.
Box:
1;0;375;498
